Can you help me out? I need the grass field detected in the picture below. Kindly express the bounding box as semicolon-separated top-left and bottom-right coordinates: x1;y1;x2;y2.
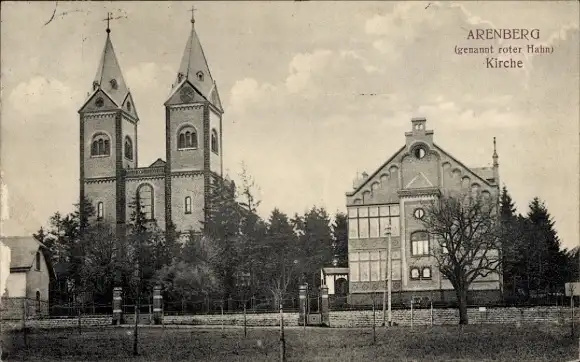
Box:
2;324;578;361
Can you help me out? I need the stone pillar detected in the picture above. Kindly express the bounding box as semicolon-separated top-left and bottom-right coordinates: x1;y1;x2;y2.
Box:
299;284;307;326
112;287;122;325
320;285;329;327
153;285;163;325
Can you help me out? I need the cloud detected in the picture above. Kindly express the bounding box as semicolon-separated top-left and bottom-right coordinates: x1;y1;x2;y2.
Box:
125;62;174;93
8;77;78;116
285;49;333;94
229;78;277;114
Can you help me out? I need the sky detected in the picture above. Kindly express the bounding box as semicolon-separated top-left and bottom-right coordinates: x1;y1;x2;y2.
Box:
1;1;578;250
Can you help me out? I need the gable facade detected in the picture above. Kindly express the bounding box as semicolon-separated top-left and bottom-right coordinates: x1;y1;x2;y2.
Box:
2;237;52;303
346;118;501;305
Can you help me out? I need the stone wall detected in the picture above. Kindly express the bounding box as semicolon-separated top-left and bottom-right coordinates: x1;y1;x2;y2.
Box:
329;306;579;327
2;307;578;331
163;312;299;327
2;316;112;332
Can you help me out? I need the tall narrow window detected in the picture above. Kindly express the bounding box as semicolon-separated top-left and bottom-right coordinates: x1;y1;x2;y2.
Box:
124;136;133;160
184;196;192;214
211;129;219;154
348;204;400;239
137;184;154;220
35;252;41;271
91;134;111;157
411;231;430;256
177;126;198;149
97;202;104;220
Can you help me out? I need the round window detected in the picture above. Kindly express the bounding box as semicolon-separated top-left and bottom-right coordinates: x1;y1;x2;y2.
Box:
95;97;104;108
414;208;425;219
414;146;426;159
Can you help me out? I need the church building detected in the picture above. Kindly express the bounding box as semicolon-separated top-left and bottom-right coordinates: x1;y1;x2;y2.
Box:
78;14;228;236
346;118;502;305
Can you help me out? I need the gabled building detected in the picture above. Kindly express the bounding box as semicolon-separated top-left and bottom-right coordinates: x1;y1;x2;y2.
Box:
346;118;501;305
78;13;229;237
1;236;54;316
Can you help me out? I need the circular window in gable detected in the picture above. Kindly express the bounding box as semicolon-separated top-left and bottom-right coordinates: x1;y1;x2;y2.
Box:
95;97;104;108
414;208;425;220
414;146;427;159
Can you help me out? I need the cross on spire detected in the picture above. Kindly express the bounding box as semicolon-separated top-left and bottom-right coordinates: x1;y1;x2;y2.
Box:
189;5;197;24
104;12;112;34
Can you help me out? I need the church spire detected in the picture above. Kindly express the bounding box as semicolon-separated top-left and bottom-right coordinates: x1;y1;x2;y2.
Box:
170;8;219;108
91;14;129;107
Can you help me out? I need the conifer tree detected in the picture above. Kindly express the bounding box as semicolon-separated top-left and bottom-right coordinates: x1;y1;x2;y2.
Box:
332;212;348;267
526;198;566;295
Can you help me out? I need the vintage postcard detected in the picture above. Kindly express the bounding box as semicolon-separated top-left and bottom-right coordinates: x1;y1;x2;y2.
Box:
1;1;579;361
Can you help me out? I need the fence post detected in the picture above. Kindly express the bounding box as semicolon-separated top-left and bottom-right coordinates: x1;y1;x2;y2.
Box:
320;285;329;327
244;303;247;337
372;296;376;345
299;285;307;328
112;287;123;325
410;299;414;329
78;307;82;334
153;286;163;325
22;298;28;347
430;301;434;326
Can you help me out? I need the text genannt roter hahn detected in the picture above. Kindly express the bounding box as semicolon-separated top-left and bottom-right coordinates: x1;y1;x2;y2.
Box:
453;28;554;69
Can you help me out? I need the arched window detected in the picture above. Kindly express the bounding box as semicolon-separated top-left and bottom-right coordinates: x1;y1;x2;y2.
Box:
196;71;204;82
137;184;154;220
410;268;420;280
422;267;432;279
211;129;219;154
411;231;430;256
97;202;104;220
35;251;41;271
91;133;111;157
184;196;192;214
177;126;198;149
124;136;133;160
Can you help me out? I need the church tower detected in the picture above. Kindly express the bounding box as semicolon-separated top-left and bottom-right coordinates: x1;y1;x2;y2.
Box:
78;19;139;232
164;12;224;233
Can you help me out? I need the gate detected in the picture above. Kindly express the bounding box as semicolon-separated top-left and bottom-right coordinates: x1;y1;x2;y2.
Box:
299;284;329;326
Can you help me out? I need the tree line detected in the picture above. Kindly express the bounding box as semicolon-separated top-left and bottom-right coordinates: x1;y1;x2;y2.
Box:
33;170;578;321
34;170;348;310
499;186;578;303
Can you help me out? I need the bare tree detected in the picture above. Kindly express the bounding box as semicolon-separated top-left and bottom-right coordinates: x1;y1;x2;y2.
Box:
269;258;297;362
423;191;501;324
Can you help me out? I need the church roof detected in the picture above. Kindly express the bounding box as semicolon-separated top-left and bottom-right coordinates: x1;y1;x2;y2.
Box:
472;167;494;181
1;236;45;270
149;158;166;167
92;33;129;107
169;18;222;111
